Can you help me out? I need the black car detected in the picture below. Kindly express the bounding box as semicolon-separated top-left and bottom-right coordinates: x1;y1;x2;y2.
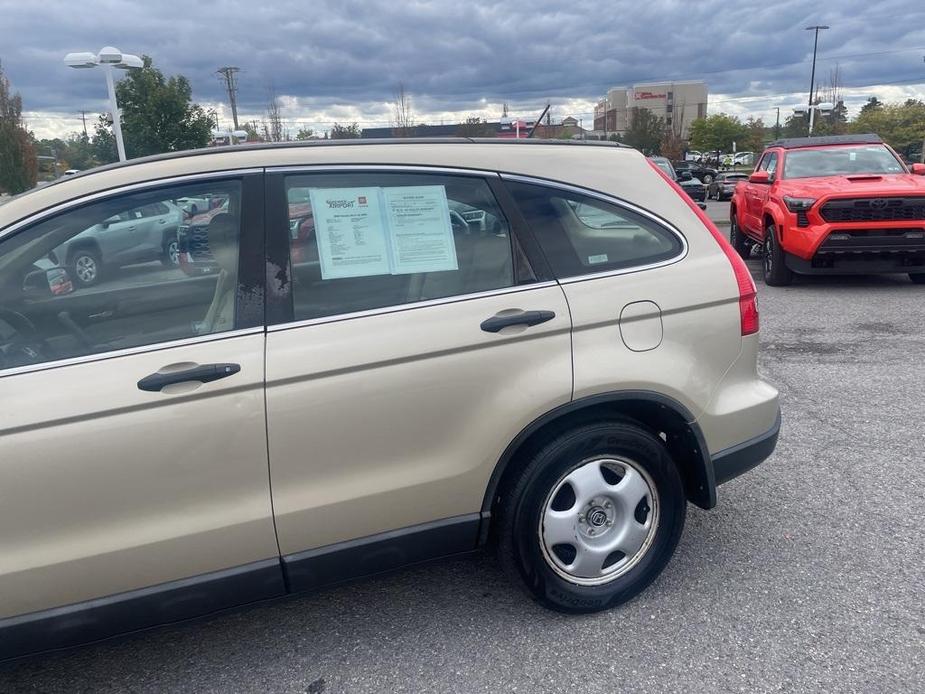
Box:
650;157;707;204
707;172;749;201
672;160;718;184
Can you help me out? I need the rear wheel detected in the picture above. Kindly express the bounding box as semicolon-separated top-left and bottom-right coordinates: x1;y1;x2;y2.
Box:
729;213;750;259
703;173;714;184
910;273;925;284
497;421;686;613
763;224;793;286
161;234;180;267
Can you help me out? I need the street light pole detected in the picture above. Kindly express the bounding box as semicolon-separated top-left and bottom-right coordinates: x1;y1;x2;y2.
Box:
103;64;127;161
65;47;143;162
805;25;829;135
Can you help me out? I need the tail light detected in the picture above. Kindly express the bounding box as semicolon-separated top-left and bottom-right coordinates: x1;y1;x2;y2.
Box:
647;159;759;336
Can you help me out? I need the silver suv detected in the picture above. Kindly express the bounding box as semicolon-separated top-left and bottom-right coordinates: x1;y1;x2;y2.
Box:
0;140;779;660
52;200;184;287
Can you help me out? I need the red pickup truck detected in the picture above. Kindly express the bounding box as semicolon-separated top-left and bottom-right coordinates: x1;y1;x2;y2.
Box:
729;134;925;285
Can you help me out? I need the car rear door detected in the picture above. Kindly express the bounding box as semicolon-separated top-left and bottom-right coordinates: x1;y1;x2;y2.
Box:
0;173;282;657
262;167;572;590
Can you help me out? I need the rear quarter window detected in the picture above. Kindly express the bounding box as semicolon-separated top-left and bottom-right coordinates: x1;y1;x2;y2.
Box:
506;181;685;278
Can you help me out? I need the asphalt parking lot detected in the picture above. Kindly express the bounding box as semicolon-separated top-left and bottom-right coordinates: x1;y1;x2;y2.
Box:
2;229;924;693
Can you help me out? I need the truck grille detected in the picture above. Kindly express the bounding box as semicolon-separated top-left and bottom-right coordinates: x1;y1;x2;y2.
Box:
820;197;925;223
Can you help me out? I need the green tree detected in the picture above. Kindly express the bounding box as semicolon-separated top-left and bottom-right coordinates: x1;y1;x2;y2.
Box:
850;99;925;159
743;117;766;153
623;108;664;155
456;116;494;137
689;113;748;153
100;55;216;159
859;96;882;116
295;127;315;140
0;60;37;193
329;122;361;139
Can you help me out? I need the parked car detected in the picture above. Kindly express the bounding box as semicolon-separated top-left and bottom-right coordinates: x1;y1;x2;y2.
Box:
0;139;779;660
672;160;718;184
53;200;184;287
729;133;925;285
733;152;754;167
708;172;749;201
650;157;707;203
684;150;702;162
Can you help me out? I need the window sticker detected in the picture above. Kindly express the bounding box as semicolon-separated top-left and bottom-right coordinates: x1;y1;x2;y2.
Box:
310;185;458;279
588;254;609;264
382;186;459;275
309;187;391;279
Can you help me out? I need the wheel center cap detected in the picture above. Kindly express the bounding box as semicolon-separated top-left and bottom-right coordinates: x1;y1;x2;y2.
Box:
587;507;608;528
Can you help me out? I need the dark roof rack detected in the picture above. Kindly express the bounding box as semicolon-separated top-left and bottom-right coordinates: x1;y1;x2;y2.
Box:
767;134;883;150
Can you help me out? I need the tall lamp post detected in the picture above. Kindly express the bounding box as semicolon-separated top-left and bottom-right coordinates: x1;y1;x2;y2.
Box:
64;47;143;161
805;25;829;135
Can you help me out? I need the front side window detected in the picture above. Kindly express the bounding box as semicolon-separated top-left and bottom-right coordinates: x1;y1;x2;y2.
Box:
507;181;684;278
0;180;243;371
782;145;906;179
765;153;779;178
284;172;515;321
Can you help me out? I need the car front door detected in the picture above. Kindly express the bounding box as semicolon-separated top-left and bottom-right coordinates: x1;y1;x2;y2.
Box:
262;168;572;590
0;174;282;656
744;152;772;233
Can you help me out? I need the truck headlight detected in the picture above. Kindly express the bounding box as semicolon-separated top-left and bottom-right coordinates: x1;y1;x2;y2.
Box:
783;196;817;213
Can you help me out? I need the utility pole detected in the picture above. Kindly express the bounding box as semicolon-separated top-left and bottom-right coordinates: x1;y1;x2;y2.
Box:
216;66;241;130
774;107;781;139
79;110;88;138
805;25;829;135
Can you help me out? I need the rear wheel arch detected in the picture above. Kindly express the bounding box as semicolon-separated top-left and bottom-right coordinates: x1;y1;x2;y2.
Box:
481;392;715;540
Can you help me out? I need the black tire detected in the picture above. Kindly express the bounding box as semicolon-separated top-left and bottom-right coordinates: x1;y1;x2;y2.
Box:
497;421;686;614
161;233;180;267
762;223;793;286
69;247;102;287
729;213;750;259
910;273;925;284
703;173;714;184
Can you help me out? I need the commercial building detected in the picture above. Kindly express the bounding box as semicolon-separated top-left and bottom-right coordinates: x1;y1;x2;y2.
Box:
594;81;708;139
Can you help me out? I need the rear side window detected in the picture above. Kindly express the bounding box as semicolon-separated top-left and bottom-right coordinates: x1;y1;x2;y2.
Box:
506;181;684;278
283;172;515;320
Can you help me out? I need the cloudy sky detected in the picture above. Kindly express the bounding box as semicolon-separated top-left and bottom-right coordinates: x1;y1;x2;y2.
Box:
2;0;925;139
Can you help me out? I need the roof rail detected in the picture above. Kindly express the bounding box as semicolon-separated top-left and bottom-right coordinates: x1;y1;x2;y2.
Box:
767;134;883;150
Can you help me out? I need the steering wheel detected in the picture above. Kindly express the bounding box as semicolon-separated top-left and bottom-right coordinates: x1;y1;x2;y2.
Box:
449;210;470;234
0;308;49;368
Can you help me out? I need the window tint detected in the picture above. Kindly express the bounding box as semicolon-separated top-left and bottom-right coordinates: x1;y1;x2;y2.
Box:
0;180;243;371
507;181;683;278
284;172;515;320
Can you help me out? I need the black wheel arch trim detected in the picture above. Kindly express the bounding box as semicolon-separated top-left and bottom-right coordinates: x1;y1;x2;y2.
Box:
479;390;717;526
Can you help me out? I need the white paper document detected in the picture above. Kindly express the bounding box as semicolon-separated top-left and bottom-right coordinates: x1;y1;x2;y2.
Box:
310;187;390;279
382;186;459;274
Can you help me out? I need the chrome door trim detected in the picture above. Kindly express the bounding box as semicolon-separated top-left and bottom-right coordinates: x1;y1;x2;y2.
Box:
0;169;264;242
0;327;265;379
268;281;559;332
498;173;690;284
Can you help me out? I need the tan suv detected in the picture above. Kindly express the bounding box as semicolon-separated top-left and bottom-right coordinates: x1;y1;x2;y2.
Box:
0;140;779;659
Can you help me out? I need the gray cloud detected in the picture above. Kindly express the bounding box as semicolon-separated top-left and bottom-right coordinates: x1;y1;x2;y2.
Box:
3;0;925;135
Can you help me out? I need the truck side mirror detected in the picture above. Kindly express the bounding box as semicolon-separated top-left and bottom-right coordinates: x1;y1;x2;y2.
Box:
749;171;771;184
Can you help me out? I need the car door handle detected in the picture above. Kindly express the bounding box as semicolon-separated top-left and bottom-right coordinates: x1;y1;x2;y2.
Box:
138;363;240;392
480;310;556;333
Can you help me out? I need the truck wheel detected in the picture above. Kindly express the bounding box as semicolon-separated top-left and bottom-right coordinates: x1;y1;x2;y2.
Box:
497;421;685;613
762;224;793;287
729;215;751;259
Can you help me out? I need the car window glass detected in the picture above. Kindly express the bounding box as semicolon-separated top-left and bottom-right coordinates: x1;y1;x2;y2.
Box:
0;180;243;372
766;153;779;177
507;181;684;277
283;172;515;321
